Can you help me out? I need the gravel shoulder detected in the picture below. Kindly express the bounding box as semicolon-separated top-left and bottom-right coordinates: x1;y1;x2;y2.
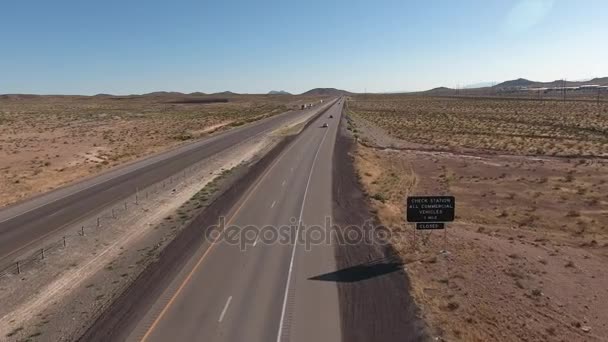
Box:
331;114;428;342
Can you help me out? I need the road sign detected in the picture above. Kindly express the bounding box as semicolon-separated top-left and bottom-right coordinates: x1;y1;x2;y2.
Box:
416;222;445;230
406;196;455;223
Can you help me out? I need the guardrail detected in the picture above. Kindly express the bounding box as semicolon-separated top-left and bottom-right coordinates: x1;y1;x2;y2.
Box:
0;165;196;280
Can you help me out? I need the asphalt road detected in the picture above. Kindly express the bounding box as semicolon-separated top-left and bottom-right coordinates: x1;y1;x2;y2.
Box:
126;100;345;342
0;103;331;265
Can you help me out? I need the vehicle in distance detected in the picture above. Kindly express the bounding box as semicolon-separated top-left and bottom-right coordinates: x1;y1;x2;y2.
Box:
321;123;328;128
329;115;333;118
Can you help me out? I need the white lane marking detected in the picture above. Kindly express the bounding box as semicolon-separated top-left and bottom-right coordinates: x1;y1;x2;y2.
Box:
253;239;258;247
276;127;330;342
281;180;286;187
218;296;233;323
271;200;276;208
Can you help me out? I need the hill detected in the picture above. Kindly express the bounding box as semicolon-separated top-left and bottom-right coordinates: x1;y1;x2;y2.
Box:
420;87;460;95
142;91;185;96
494;77;608;89
464;82;495;89
268;90;291;95
212;91;239;96
301;88;353;96
495;78;535;88
0;94;44;100
420;77;608;94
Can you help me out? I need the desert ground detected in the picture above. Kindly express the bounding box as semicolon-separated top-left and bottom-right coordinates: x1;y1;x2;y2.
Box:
0;93;325;207
346;95;608;341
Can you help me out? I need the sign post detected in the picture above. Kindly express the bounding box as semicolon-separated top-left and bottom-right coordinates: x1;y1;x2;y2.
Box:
406;196;455;252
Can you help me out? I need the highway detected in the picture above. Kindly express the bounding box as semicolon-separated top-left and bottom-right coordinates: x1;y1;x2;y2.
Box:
0;103;332;266
125;100;345;341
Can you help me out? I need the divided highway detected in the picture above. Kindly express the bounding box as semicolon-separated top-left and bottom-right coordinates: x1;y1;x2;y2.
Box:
0;103;332;266
125;100;345;341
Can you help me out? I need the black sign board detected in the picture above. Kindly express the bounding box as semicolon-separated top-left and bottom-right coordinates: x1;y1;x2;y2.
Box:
416;222;445;230
407;196;455;223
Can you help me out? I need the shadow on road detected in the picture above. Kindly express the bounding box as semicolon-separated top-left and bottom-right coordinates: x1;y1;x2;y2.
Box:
309;257;403;283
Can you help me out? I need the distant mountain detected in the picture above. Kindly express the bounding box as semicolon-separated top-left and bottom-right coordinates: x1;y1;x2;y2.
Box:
212;91;239;96
143;91;185;96
464;82;494;89
583;77;608;85
421;87;457;95
0;94;43;100
422;77;608;93
268;90;291;95
494;77;608;89
301;88;353;96
494;78;535;88
189;92;207;96
429;87;450;91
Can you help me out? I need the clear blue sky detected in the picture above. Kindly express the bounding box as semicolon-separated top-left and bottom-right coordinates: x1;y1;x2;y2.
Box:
1;0;607;95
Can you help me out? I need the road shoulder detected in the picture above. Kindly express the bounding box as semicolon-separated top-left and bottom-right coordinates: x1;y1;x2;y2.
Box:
331;113;428;342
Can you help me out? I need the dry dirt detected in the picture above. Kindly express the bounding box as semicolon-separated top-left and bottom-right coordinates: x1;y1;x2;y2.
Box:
346;96;608;342
0;93;327;207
